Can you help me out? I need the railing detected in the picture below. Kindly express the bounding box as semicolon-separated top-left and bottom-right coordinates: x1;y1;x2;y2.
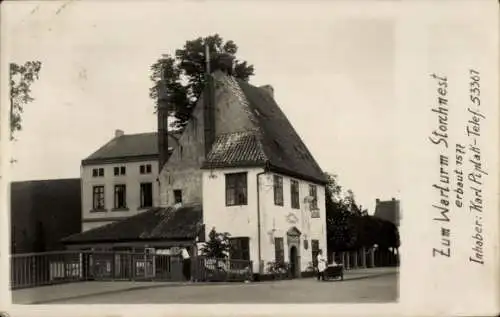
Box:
193;257;253;282
10;251;184;290
331;247;400;270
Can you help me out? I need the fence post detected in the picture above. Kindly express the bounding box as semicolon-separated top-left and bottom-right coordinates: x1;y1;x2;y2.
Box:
128;252;133;281
370;248;375;267
111;252;116;280
396;248;400;266
361;247;367;268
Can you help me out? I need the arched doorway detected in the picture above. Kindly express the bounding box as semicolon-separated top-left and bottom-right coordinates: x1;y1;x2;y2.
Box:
287;226;301;278
289;246;299;278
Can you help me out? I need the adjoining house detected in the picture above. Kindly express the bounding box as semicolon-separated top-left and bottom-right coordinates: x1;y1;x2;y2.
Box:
62;203;204;252
80;130;179;232
373;197;400;227
11;179;81;254
63;67;328;278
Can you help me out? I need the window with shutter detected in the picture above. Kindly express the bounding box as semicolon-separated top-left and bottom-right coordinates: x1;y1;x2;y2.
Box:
274;237;284;264
225;173;248;206
311;239;320;268
273;175;284;206
229;237;250;261
291;180;300;209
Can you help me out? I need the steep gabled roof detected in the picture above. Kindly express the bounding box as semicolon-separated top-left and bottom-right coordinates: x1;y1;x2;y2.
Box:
374;199;400;226
82;132;180;165
202;75;327;185
61;204;203;244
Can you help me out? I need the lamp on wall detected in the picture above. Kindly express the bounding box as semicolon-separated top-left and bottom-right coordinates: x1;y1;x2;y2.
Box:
268;229;276;244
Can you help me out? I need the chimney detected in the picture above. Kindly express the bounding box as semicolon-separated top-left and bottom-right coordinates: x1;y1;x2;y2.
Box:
158;78;170;169
115;129;124;138
203;44;216;157
260;85;274;98
392;197;396;201
375;198;380;204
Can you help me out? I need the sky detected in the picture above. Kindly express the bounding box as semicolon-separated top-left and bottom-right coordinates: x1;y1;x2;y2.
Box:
3;0;398;212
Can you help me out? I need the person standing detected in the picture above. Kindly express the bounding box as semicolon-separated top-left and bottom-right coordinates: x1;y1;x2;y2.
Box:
181;247;191;281
316;249;327;281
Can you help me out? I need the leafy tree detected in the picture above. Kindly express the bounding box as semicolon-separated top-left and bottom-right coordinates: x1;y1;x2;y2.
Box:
9;61;42;140
149;34;255;130
324;173;401;252
200;227;231;259
325;173;357;251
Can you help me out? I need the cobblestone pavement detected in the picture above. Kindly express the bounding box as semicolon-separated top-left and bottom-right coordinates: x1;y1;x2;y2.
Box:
14;268;397;304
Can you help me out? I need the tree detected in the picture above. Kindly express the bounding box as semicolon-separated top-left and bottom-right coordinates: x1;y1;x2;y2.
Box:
324;173;357;251
149;34;255;130
9;61;42;140
324;173;397;252
200;227;231;259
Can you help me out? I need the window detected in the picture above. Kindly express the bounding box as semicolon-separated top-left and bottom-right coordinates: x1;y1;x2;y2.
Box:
273;175;284;206
309;185;318;209
311;240;320;268
173;189;182;204
274;237;284;264
140;164;152;174
291;180;300;209
114;185;127;209
92;168;104;177
92;186;105;210
225;173;248;206
114;166;126;176
140;183;153;208
229;237;250;261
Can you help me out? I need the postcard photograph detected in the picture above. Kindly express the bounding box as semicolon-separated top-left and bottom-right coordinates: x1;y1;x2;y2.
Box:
3;0;400;306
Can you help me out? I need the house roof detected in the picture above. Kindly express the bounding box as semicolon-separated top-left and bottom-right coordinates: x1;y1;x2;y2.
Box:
202;76;327;185
82;132;180;165
374;199;400;226
61;204;203;244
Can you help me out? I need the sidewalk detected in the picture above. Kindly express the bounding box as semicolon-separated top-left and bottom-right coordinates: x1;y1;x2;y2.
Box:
342;266;398;281
12;281;178;305
12;267;398;304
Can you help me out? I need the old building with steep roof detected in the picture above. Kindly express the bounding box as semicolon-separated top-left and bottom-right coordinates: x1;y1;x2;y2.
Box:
64;68;328;278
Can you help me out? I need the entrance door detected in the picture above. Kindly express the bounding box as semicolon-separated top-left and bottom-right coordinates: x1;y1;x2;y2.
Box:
289;246;298;278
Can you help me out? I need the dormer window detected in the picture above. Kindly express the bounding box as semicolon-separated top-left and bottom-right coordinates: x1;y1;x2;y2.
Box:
174;189;183;204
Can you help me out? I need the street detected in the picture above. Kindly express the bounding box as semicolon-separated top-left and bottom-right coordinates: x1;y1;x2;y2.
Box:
28;270;397;304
